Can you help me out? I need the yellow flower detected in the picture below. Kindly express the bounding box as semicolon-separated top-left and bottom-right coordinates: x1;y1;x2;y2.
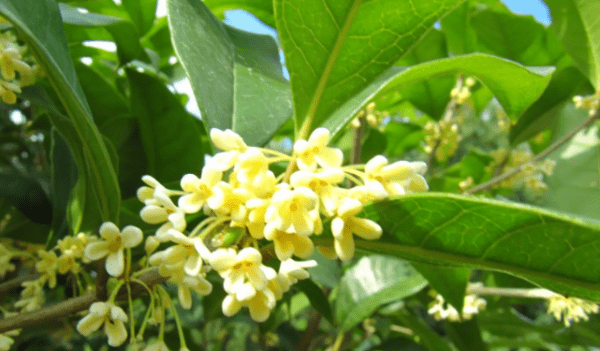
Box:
157;260;212;309
365;156;428;196
331;198;382;261
264;228;314;260
547;295;599;327
84;222;143;277
140;191;186;239
264;187;319;236
209;129;248;171
76;301;128;347
294;128;343;170
35;250;58;288
222;288;276;322
178;166;222;214
290;168;345;216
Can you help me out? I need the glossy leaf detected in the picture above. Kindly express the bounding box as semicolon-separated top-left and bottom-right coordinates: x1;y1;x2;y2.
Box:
335;255;428;332
0;173;52;225
275;0;465;137
122;0;158;36
0;0;121;228
167;0;291;146
323;54;554;137
444;318;488;351
545;0;600;88
294;279;334;324
127;69;205;184
392;310;454;351
313;193;600;302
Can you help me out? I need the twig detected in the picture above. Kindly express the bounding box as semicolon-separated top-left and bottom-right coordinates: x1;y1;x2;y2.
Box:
464;108;600;195
296;309;322;351
0;273;39;294
466;285;557;299
0;268;165;334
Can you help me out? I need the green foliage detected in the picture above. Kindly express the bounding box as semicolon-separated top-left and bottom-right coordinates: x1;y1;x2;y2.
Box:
1;0;600;350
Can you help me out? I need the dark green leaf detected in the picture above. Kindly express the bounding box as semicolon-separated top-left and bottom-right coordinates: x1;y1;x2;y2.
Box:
392;309;454;351
0;0;120;229
127;69;205;184
545;0;600;89
167;0;291;146
60;3;150;64
0;204;50;244
335;255;428;332
275;0;465;136
444;318;488;351
412;264;470;312
0;173;51;224
294;279;334;324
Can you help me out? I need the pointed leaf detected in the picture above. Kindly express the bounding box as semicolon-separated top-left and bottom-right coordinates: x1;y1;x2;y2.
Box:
444;318;488;351
204;0;275;28
275;0;465;136
294;279;334;324
412;263;470;312
167;0;291;146
336;255;428;332
323;54;554;137
0;0;120;227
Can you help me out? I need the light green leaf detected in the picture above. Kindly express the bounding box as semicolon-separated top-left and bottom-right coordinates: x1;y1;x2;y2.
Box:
324;54;554;137
204;0;275;28
275;0;465;137
122;0;158;35
314;193;600;302
545;0;600;88
0;0;120;228
335;255;428;332
127;69;205;184
167;0;291;147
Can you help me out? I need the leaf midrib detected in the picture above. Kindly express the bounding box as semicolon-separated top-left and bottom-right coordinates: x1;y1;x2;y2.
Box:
298;0;362;138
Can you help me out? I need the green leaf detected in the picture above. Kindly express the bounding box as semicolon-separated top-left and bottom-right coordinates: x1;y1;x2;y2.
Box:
392;310;454;351
394;29;454;120
324;54;553;137
440;1;477;55
204;0;275;28
127;69;205;184
335;255;428;332
412;264;470;312
0;201;50;244
122;0;158;36
294;279;334;324
0;0;121;227
510;65;591;145
60;3;150;65
444;318;488;351
545;0;600;88
0;173;52;225
275;0;465;137
315;193;600;302
167;0;291;147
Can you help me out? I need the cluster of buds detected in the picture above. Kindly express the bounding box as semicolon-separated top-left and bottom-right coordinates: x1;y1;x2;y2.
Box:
350;102;388;129
450;76;476;105
573;90;600;116
0;28;36;104
66;127;429;348
424;119;461;162
486;144;555;193
427;290;487;322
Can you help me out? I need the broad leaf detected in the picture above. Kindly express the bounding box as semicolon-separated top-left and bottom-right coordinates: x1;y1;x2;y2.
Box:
445;318;488;351
167;0;292;147
294;279;334;324
323;54;554;137
127;69;206;184
0;173;52;225
545;0;600;89
412;264;470;312
391;310;454;351
315;193;600;302
122;0;158;36
0;0;120;227
335;255;428;332
275;0;465;137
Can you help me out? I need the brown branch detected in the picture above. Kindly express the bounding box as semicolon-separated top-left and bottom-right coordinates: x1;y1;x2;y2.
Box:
296;309;322;351
464;108;600;195
0;273;39;294
0;268;166;334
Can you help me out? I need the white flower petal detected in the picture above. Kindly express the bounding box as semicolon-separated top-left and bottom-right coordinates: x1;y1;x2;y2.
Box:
105;250;125;277
121;226;143;248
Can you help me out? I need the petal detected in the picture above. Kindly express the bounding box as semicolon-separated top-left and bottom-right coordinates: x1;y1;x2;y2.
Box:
105;250;125;277
178;285;192;309
76;314;103;336
84;241;110;261
331;217;346;239
408;174;429;192
104;320;128;347
334;234;355;262
89;301;110;316
365;155;388;174
316;147;343;168
236;282;257;301
180;173;200;192
237;247;262;263
209;248;237;272
184;255;203;276
222;295;243;316
178;193;203;213
352;218;382;240
140;206;168;224
274;238;293;261
308;128;331;147
120;226;143;248
291;234;315;259
99;222;119;241
110;305;128;322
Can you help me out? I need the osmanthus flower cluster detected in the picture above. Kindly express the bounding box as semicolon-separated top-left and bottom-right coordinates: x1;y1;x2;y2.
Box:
134;126;429;327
